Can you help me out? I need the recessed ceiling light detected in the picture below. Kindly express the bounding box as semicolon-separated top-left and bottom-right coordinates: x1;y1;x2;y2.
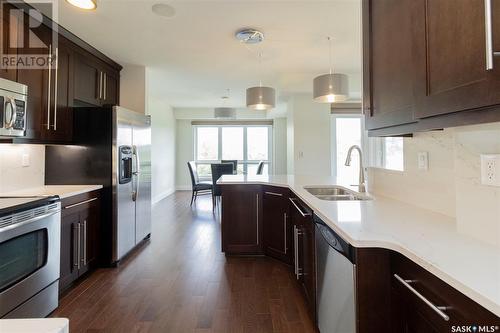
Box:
152;3;176;18
235;29;265;44
66;0;97;10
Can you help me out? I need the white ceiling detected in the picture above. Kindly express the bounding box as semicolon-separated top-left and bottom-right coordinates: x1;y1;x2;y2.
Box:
52;0;362;108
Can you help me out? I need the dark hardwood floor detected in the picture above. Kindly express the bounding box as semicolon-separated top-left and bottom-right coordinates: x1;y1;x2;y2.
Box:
52;191;315;333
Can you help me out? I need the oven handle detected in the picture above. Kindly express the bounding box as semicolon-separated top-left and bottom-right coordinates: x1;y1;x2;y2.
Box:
0;209;60;233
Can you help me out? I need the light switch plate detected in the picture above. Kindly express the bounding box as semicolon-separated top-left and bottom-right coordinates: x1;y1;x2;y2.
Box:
21;153;30;167
480;154;500;186
417;151;428;170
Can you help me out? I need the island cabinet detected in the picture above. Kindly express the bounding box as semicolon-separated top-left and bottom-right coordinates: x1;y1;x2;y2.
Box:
221;185;263;255
59;190;101;293
389;253;500;333
262;186;292;264
289;194;316;320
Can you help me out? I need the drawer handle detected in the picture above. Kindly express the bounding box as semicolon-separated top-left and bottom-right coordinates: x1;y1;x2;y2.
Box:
264;191;283;197
394;274;450;321
64;197;98;209
289;198;311;217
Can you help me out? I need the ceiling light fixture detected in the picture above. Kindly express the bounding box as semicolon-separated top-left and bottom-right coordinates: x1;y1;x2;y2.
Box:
66;0;97;10
152;3;176;18
246;52;276;111
313;36;349;103
235;28;265;44
214;90;236;119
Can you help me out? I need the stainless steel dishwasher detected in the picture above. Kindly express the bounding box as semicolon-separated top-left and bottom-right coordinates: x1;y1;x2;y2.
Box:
314;215;356;333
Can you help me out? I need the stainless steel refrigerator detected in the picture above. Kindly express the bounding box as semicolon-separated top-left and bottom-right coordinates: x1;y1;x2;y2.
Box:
45;106;152;265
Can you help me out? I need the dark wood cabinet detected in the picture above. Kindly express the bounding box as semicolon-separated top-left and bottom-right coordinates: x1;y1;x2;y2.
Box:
74;52;119;107
59;190;101;293
0;2;19;81
262;186;292;264
363;0;500;135
390;253;500;332
289;195;316;319
417;0;500;119
221;185;262;254
362;0;423;130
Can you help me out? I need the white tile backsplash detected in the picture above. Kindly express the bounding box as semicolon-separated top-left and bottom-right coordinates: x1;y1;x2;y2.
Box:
368;122;500;246
0;145;45;193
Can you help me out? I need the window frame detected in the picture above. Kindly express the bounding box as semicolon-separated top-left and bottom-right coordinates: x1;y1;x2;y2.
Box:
193;124;273;179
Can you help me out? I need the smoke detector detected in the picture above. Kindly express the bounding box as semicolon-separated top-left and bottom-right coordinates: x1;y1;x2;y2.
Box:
235;29;265;44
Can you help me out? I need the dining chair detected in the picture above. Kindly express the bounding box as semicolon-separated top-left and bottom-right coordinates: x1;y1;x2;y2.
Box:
221;160;238;173
211;163;234;209
256;161;265;175
187;161;212;205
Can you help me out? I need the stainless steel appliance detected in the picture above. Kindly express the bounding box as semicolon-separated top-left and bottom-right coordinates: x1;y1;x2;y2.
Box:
314;215;356;333
114;107;152;262
45;106;152;265
0;196;61;318
0;78;27;137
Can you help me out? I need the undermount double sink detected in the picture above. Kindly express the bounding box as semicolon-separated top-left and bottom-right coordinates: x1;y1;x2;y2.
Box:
304;186;372;201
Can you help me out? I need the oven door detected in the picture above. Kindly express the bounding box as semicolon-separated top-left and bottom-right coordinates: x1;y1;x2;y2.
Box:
0;207;61;317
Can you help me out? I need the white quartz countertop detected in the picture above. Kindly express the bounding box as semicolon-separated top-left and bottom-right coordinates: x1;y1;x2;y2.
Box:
0;185;103;199
218;174;500;317
0;318;69;333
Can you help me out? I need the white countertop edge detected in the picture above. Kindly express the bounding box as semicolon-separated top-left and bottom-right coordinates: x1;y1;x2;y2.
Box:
54;185;103;199
0;318;69;333
0;185;103;200
219;177;500;317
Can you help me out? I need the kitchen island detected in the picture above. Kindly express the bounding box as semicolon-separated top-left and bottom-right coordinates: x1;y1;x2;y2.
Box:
218;175;500;331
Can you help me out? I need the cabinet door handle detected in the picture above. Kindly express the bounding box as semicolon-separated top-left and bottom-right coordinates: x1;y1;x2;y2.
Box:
46;44;52;130
64;197;98;210
53;47;58;131
283;213;287;254
256;193;259;245
264;191;283;197
394;274;450;321
289;198;311;217
72;223;79;270
76;223;81;270
485;0;494;70
103;72;107;101
293;226;298;277
98;71;103;99
81;219;87;265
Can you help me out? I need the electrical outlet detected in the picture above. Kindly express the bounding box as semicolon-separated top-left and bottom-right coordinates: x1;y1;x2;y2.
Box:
418;152;429;170
21;153;30;167
480;154;500;186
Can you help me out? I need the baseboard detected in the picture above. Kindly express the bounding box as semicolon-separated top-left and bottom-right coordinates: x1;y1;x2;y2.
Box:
152;188;175;204
175;185;191;191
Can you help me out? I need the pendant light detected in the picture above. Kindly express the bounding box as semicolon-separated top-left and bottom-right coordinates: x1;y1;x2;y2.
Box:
246;52;276;110
313;37;349;103
214;90;236;119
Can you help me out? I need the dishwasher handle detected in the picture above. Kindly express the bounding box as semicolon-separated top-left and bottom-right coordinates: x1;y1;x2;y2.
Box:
314;216;355;264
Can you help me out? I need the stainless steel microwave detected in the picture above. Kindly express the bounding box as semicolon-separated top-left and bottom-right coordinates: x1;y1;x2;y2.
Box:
0;78;27;137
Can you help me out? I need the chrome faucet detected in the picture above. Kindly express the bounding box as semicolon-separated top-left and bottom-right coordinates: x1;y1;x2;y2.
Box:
345;145;366;192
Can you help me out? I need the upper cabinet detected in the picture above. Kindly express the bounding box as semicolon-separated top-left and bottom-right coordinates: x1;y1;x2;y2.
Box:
363;0;500;135
1;1;121;144
74;51;120;107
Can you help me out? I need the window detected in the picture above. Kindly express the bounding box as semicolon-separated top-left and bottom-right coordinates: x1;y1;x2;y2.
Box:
331;115;365;185
194;125;272;179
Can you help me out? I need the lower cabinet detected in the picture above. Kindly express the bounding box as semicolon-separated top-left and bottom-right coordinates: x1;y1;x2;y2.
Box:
221;185;262;254
59;190;101;293
289;195;316;320
262;186;292;264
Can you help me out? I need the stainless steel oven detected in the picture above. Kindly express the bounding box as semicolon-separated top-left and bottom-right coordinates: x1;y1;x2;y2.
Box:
0;197;61;318
0;77;28;137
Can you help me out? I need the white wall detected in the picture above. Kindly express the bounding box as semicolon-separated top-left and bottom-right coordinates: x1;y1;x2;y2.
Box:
368;122;500;246
273;117;287;175
120;64;146;114
175;119;193;190
174;107;267;119
145;68;176;203
0;145;45;193
286;93;332;176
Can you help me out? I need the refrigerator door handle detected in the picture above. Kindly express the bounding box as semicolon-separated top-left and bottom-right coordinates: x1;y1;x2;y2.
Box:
132;145;140;201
